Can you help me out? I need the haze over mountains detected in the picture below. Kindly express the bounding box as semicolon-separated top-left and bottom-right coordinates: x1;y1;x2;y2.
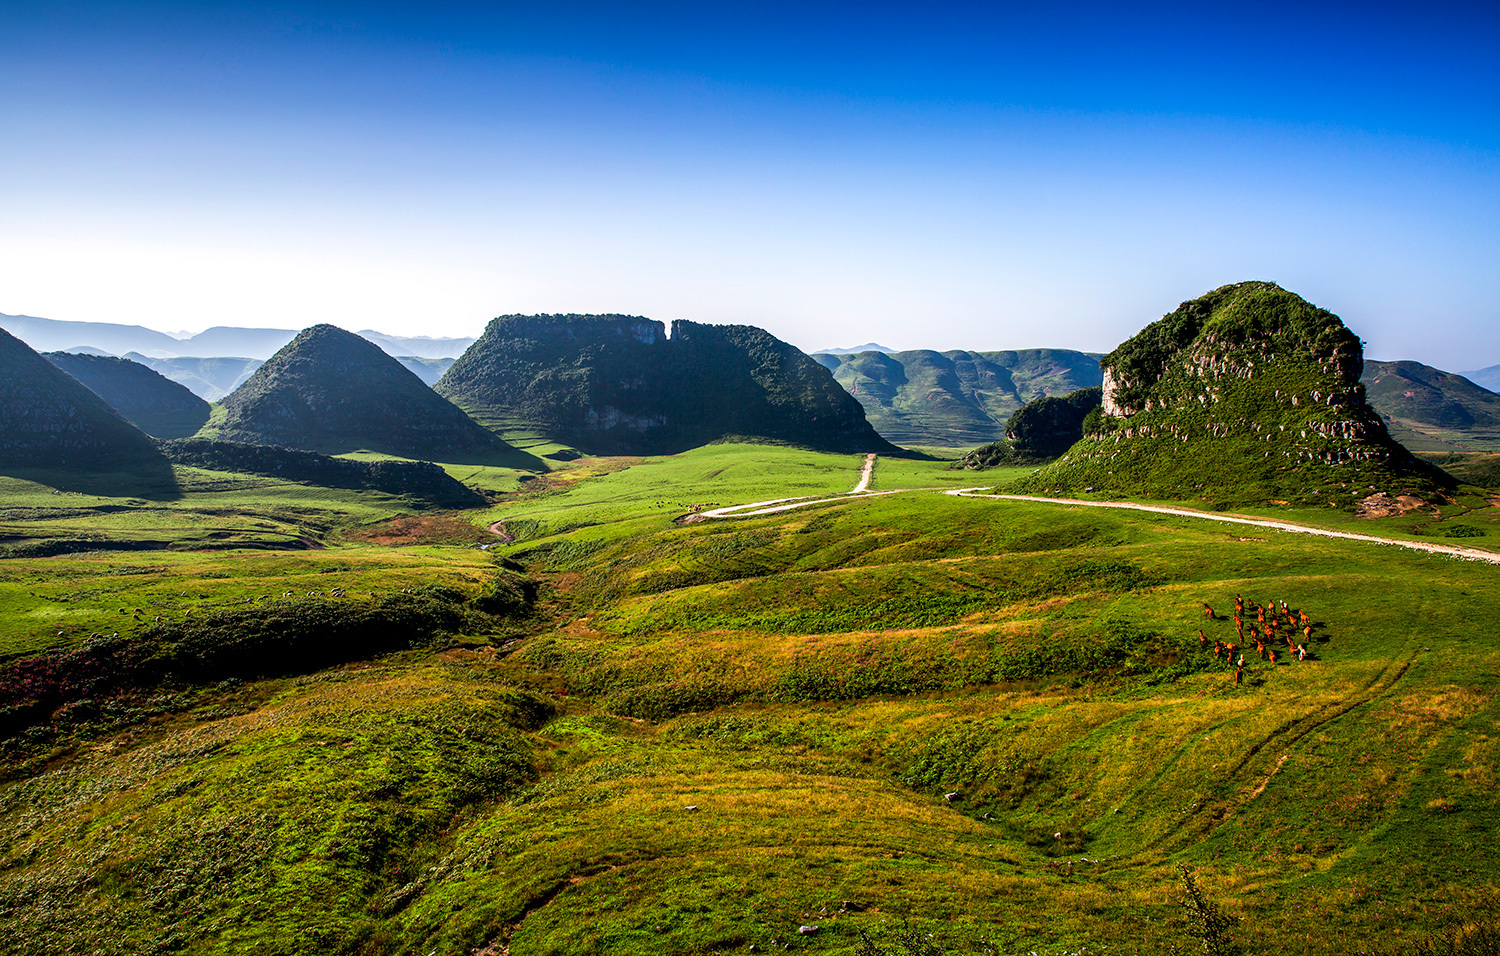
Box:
9;304;1500;461
0;313;475;361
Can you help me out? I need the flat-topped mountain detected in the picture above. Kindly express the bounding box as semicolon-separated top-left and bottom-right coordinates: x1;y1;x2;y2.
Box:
1015;282;1448;507
45;352;210;439
216;325;516;462
814;348;1103;447
0;328;174;483
436;314;895;454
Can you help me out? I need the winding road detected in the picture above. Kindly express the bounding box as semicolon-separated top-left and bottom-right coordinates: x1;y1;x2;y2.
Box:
698;454;1500;565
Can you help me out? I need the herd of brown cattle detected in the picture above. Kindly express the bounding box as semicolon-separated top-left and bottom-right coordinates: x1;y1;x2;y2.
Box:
1197;594;1321;686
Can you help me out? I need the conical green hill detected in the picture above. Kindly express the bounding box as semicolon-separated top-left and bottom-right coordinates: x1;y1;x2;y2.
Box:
46;352;211;439
216;325;514;462
0;328;172;473
436;313;896;454
1014;282;1450;508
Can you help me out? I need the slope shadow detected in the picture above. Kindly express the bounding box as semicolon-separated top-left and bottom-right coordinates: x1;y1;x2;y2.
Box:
314;441;551;472
1;460;183;501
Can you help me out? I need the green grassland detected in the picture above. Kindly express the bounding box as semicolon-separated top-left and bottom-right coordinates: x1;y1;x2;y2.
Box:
1;444;1498;955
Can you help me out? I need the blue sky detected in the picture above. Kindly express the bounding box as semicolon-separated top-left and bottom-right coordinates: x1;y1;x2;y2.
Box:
3;2;1497;368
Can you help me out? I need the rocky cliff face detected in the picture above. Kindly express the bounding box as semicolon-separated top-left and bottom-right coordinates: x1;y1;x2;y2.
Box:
437;314;896;454
1016;282;1449;507
216;325;514;462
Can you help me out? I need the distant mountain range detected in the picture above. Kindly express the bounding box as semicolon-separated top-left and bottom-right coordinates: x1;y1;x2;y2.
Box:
817;342;896;355
0;313;475;360
813;348;1105;447
1363;360;1500;453
1462;364;1500;393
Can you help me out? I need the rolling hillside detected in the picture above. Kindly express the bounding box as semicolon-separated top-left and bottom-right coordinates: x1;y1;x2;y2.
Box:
813;348;1103;447
1362;359;1500;453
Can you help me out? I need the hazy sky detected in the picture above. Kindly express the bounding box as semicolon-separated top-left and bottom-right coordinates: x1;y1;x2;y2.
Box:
4;2;1498;368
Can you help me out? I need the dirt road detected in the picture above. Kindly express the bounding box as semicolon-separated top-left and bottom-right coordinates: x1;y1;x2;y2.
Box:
696;454;1500;565
944;489;1500;565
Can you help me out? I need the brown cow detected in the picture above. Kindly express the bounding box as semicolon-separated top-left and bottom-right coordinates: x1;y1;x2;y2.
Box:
1202;603;1216;620
1235;664;1244;686
1235;594;1245;616
1268;648;1279;664
1199;629;1208;648
1257;640;1267;660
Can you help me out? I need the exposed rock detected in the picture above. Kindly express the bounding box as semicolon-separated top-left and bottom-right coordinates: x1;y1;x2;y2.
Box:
1017;282;1452;507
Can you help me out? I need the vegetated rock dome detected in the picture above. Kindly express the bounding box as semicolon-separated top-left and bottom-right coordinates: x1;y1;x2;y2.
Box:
436;314;896;454
215;324;512;460
1016;281;1450;507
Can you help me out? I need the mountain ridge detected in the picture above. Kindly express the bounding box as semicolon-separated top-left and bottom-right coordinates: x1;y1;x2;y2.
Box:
437;314;896;455
814;348;1104;447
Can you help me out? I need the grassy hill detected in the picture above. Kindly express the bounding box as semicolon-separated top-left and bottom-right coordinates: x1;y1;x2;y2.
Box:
813;348;1103;448
437;314;896;455
216;325;525;465
1362;359;1500;453
0;443;1495;954
45;351;211;439
0;328;178;495
1015;282;1451;508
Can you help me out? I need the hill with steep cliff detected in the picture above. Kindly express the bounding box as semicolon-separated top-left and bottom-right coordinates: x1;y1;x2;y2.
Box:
216;325;517;463
45;352;210;439
0;329;175;486
1014;282;1449;507
436;314;895;454
813;348;1103;447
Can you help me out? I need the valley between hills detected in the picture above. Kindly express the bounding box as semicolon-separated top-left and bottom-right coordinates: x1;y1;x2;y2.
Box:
1;284;1498;956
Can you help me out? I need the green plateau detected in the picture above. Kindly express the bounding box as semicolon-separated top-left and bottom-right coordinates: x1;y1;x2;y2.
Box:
1;287;1498;956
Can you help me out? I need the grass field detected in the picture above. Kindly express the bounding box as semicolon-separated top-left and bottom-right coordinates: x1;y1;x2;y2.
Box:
1;443;1497;955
